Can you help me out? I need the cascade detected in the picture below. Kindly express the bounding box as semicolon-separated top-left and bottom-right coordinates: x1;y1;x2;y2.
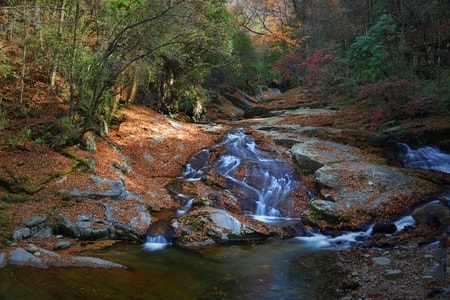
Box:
398;143;450;173
210;129;301;219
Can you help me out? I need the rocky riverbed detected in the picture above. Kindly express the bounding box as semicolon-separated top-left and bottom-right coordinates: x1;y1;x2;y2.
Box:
1;87;450;298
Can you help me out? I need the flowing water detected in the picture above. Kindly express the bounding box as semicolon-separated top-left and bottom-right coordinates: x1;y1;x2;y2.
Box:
1;133;450;299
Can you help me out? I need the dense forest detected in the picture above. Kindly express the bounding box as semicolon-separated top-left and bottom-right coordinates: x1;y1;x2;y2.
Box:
0;0;449;148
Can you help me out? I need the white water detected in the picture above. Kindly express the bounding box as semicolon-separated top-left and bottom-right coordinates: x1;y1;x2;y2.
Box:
296;214;417;250
211;129;300;219
143;235;171;251
399;143;450;173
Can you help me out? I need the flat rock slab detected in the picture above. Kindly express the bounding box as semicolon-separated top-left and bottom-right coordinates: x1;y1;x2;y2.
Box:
0;247;127;269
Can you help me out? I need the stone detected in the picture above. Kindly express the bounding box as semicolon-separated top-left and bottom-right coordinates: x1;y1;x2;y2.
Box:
412;202;450;225
386;269;403;280
372;257;391;265
25;243;39;254
24;215;46;227
53;240;73;250
9;247;47;268
71;256;126;269
12;227;31;241
371;222;397;235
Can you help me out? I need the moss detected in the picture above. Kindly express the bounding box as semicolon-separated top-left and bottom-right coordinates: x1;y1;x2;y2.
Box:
308;202;342;226
0;193;30;203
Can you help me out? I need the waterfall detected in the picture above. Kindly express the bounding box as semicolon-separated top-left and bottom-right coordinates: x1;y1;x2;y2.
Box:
211;129;300;219
398;143;450;173
143;235;171;251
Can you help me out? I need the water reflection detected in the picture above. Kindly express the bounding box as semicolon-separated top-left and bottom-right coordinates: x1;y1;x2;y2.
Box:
0;241;345;299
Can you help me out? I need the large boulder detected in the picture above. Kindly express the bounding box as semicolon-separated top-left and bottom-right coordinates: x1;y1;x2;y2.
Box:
412;202;450;226
172;207;282;248
291;139;439;228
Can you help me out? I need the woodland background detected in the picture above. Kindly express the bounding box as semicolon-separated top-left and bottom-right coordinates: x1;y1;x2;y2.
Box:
0;0;449;149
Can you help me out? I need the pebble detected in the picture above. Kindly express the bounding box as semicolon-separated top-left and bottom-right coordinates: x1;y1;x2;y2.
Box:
53;240;73;250
386;269;403;280
372;256;391;265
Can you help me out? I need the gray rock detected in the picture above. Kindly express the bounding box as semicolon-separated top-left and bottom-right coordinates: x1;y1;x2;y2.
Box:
24;215;46;227
55;215;81;237
31;225;53;238
386;269;403;280
53;240;73;250
372;257;391;265
412;202;450;225
25;243;39;254
72;256;126;269
9;247;47;268
12;227;31;241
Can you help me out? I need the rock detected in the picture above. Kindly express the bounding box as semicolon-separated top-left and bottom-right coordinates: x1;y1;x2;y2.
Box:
25;243;39;254
55;215;81;237
291;140;358;173
386;269;403;279
12;227;31;241
174;207;276;247
71;256;127;269
81;131;97;151
372;257;391;265
371;222;397;235
24;215;46;227
9;247;47;268
53;240;73;250
412;202;450;225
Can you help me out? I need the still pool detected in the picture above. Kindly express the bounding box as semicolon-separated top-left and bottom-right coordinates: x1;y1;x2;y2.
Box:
0;240;346;299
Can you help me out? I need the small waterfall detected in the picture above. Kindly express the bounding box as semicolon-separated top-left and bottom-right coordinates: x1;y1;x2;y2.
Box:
398;143;450;173
143;220;174;251
211;129;301;219
143;235;171;251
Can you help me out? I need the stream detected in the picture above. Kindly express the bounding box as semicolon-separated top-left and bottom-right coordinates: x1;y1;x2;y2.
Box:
1;133;450;299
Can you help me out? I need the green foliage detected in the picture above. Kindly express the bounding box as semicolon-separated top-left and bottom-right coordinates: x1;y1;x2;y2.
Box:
347;14;398;82
229;30;263;85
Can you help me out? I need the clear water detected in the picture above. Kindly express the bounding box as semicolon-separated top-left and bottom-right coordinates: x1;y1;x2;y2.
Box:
0;241;346;300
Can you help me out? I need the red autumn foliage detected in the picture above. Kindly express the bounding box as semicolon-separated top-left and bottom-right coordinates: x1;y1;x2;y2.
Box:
274;50;334;86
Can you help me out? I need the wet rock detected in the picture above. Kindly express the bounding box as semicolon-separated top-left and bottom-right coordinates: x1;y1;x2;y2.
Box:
371;222;397;235
71;256;127;269
412;202;450;225
9;247;47;268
